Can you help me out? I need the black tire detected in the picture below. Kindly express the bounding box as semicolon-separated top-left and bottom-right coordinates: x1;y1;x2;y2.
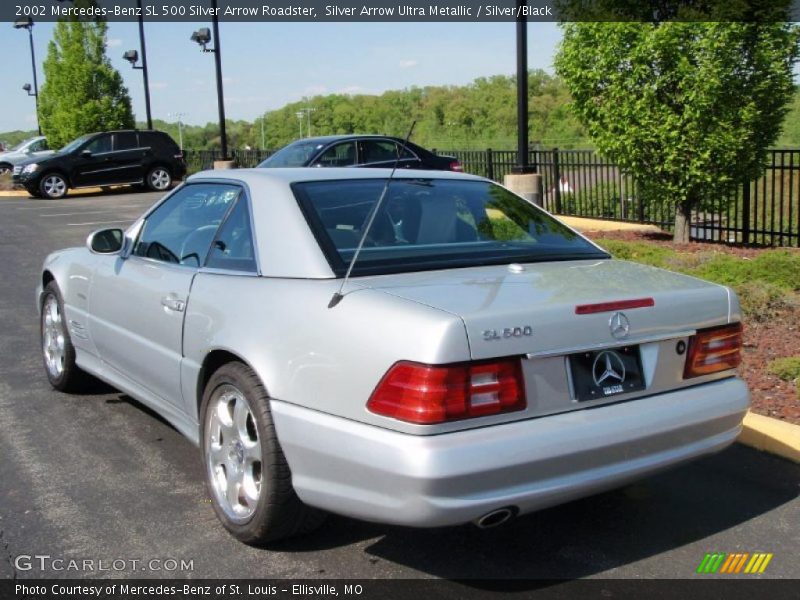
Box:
145;166;172;191
39;172;68;199
27;188;43;198
200;361;326;545
40;281;90;392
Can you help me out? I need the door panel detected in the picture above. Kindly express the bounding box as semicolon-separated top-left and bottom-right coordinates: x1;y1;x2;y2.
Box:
72;134;115;186
87;182;244;410
89;257;194;407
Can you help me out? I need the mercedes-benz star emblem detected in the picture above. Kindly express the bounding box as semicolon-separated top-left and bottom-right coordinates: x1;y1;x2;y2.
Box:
609;312;630;339
592;351;627;387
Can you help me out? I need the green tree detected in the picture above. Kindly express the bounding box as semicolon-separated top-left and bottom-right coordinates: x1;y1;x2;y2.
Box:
555;21;800;242
38;6;134;148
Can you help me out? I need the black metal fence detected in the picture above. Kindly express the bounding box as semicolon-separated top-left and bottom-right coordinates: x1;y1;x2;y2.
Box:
183;147;800;247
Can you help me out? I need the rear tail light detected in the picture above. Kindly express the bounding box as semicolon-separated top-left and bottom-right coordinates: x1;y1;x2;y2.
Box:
683;323;743;378
367;359;526;424
449;160;463;172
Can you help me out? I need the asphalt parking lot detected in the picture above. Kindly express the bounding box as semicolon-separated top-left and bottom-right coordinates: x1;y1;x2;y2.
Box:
0;188;798;583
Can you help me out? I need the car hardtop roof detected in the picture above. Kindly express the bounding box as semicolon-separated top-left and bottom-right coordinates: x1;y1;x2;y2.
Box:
187;167;485;187
290;134;411;144
80;129;171;136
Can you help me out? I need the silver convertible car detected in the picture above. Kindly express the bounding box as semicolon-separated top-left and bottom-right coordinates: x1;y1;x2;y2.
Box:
38;168;750;544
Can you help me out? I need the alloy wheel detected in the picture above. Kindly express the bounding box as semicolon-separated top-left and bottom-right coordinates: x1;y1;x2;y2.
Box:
149;168;171;190
205;385;263;523
43;175;67;198
42;294;65;378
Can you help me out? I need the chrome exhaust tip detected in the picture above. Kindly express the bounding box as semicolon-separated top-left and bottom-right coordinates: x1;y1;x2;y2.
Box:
474;507;516;529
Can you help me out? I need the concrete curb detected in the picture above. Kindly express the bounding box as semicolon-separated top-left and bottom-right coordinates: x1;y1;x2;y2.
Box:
738;411;800;463
557;215;664;234
0;187;107;198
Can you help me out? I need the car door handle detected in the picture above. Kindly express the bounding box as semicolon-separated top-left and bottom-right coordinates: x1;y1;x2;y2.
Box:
161;296;186;312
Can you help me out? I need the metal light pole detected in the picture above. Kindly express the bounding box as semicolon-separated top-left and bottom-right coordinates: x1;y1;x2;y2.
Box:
260;117;265;149
297;107;316;138
14;18;41;136
136;0;152;129
191;0;229;161
513;0;533;174
169;112;186;150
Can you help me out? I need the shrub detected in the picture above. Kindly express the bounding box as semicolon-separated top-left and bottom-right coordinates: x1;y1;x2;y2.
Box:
768;356;800;381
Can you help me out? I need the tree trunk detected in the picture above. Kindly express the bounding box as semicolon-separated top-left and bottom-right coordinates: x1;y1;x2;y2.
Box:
673;201;692;243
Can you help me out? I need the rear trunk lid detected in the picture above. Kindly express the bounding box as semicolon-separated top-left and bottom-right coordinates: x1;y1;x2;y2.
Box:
357;259;734;423
359;259;731;359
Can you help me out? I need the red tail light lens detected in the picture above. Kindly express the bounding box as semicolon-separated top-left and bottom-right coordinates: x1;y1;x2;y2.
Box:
683;323;743;378
449;161;463;172
367;359;526;424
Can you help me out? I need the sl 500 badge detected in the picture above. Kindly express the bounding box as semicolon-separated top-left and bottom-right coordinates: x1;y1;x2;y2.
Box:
482;326;533;341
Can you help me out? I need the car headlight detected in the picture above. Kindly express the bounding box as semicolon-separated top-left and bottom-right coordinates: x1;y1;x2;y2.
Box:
22;163;39;174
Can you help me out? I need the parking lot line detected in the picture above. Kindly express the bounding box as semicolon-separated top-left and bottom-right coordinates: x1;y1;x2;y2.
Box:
66;220;133;226
41;210;128;217
15;203;150;211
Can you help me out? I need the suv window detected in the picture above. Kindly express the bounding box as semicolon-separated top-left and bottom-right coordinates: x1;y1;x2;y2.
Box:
143;132;179;153
133;183;241;267
315;142;357;167
206;194;257;272
85;134;112;155
115;132;138;151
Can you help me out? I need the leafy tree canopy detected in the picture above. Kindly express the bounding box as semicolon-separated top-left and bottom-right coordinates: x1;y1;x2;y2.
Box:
38;5;134;148
555;20;800;241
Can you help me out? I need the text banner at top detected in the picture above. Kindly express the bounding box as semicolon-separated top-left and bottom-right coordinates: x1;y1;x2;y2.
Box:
4;0;800;23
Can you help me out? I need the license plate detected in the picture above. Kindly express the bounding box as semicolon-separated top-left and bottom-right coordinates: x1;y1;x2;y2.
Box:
569;346;645;402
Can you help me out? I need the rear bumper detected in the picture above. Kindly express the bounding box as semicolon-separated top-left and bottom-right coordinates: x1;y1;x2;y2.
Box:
271;377;749;527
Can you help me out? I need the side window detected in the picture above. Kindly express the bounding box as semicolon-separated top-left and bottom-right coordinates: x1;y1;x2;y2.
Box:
314;142;357;167
30;139;47;152
359;140;414;165
206;195;257;272
133;183;241;267
115;132;138;151
85;134;112;154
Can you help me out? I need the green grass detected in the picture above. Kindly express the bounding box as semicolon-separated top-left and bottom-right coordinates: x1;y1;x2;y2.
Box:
768;356;800;381
595;239;800;319
768;356;800;400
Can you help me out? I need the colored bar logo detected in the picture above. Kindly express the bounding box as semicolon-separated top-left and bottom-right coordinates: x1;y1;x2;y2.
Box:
696;552;773;574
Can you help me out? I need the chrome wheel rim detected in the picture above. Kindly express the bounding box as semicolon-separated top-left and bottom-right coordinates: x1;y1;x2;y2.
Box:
42;294;65;378
150;169;170;190
43;175;66;197
205;385;262;523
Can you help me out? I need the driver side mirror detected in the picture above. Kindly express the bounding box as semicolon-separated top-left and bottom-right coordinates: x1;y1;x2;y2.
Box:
80;150;92;158
87;228;124;254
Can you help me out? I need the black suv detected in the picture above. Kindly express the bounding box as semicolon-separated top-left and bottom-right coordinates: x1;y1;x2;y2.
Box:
13;130;186;199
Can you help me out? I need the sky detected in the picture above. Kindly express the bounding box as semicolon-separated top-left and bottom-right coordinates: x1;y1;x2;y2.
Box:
0;21;563;133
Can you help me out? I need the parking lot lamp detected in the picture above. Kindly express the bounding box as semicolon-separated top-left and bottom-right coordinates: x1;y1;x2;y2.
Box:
513;1;533;174
122;1;153;130
190;0;229;161
14;17;41;135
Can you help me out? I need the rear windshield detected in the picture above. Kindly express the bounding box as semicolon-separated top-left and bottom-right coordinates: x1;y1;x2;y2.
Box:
293;178;609;276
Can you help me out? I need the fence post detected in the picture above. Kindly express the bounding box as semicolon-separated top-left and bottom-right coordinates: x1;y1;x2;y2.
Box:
741;180;751;245
486;148;494;181
637;180;645;222
552;147;561;214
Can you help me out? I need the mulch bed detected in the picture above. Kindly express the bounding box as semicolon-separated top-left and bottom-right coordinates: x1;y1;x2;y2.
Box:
584;229;800;425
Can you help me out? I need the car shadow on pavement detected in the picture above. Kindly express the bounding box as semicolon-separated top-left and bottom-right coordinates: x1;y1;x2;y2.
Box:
273;444;798;581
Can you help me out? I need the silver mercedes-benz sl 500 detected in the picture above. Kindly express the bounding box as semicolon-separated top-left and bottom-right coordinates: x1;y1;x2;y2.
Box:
37;168;749;544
